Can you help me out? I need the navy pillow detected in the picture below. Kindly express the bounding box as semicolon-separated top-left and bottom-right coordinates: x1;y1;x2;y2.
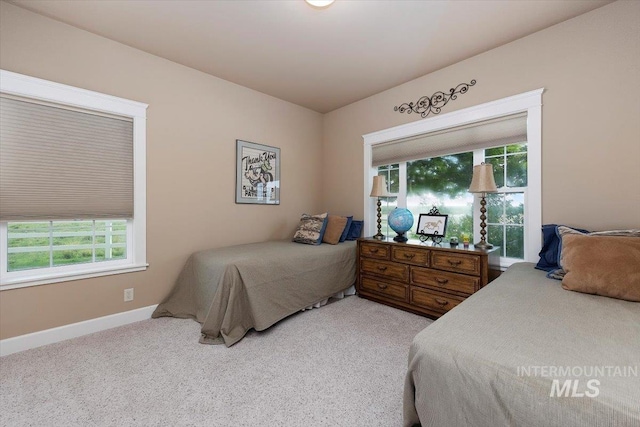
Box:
535;224;588;272
339;216;353;242
346;220;364;240
318;215;329;244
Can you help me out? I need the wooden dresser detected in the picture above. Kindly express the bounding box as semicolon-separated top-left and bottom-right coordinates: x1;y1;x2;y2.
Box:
357;238;499;319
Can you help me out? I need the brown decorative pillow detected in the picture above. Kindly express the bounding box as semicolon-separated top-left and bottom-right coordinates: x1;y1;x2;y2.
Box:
551;226;640;280
322;215;348;245
559;230;640;302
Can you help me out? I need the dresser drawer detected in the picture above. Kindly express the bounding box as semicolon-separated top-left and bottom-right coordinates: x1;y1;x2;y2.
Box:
392;246;429;266
410;287;464;314
430;252;481;275
360;277;408;303
360;242;390;260
411;267;480;295
360;259;410;282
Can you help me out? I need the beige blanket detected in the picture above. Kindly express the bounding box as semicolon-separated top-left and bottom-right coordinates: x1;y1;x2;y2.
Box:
404;262;640;427
152;240;357;346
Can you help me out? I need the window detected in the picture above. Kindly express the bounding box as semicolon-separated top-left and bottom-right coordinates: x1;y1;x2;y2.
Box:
0;70;148;289
485;144;527;260
363;89;543;268
406;152;474;241
378;143;528;262
7;220;127;272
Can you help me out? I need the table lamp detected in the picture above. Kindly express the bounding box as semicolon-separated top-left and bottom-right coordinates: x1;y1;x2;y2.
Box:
370;175;392;240
468;163;498;249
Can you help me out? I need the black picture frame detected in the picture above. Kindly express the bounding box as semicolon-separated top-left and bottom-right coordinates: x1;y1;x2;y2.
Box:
235;140;280;205
416;214;449;238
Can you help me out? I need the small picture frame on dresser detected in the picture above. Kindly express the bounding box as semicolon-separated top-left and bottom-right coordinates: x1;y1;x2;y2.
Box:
416;214;448;238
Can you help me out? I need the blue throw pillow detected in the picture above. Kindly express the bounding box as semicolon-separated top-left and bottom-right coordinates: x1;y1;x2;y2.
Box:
535;224;588;272
318;215;329;243
346;220;364;240
339;216;353;242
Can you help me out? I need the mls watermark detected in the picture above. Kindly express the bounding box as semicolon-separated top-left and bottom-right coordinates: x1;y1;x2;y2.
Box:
517;365;638;398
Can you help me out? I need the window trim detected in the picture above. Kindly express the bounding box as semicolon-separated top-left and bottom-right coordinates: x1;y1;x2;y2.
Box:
363;89;543;268
0;70;148;290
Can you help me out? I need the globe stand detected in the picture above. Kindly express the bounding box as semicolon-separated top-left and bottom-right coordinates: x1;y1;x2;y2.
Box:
393;231;408;243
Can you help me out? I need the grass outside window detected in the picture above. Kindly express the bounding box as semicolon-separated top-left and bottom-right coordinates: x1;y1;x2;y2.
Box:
7;220;127;272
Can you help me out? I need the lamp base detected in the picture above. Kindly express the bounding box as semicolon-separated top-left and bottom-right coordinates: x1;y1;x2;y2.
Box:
373;233;385;240
473;241;493;250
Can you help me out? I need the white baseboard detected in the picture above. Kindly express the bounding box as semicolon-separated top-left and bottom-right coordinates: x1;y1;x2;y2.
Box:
0;304;158;357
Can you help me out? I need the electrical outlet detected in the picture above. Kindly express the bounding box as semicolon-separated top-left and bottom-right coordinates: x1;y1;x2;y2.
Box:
124;288;134;302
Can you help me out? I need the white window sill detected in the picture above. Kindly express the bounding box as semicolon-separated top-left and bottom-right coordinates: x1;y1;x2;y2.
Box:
0;263;149;291
490;257;527;271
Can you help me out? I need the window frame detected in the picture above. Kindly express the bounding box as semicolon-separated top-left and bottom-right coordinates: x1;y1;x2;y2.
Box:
0;70;148;290
484;188;527;264
363;89;543;269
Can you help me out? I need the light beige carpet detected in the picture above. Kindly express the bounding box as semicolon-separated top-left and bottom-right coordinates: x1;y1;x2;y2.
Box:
0;296;432;427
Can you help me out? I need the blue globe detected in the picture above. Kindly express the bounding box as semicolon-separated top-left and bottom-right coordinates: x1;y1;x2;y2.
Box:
387;208;414;242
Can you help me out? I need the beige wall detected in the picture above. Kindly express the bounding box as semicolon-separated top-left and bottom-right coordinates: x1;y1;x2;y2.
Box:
0;2;323;339
323;0;640;231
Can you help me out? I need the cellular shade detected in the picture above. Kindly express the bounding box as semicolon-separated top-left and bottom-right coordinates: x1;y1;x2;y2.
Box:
0;96;134;221
372;113;527;166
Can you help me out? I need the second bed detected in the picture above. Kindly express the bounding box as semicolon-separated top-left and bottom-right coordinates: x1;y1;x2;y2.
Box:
152;240;357;346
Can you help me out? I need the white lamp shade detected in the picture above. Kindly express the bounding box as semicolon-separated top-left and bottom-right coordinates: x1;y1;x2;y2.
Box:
370;175;392;198
468;163;498;193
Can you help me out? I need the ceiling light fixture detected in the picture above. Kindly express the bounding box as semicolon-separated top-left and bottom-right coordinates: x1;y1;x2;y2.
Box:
305;0;335;8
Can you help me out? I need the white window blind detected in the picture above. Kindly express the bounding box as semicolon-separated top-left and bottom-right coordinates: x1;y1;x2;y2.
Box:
0;95;134;221
371;113;527;166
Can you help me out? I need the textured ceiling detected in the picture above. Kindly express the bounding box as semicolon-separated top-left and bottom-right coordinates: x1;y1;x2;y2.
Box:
8;0;612;113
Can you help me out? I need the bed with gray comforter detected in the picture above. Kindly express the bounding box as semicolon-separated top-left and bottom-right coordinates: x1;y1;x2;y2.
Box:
152;240;357;346
403;262;640;427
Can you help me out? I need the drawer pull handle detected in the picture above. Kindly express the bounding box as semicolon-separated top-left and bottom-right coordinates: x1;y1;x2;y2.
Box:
377;266;388;271
435;278;449;285
370;248;379;253
377;283;388;290
434;298;449;306
447;259;462;266
403;253;415;259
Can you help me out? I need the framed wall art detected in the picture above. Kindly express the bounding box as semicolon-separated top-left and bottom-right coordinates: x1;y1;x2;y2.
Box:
236;140;280;205
416;213;448;238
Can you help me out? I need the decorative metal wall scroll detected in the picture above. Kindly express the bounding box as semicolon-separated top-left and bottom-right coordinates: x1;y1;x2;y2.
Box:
394;80;476;118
